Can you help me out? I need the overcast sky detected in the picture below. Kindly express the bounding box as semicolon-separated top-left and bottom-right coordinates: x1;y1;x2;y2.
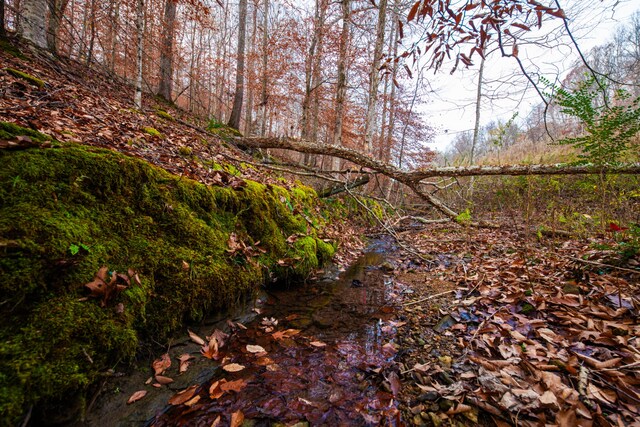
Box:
417;0;639;152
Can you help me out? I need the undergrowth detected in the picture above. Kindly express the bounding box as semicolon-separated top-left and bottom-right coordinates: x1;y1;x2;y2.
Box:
0;122;346;425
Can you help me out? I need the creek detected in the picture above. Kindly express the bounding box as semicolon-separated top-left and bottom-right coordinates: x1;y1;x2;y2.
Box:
83;237;407;426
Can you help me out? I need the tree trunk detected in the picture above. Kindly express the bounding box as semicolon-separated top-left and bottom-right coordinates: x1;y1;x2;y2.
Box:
134;0;144;110
18;0;48;48
364;0;388;155
228;0;248;130
109;0;120;72
332;0;350;150
0;0;5;38
86;0;96;64
244;0;259;135
158;0;177;101
301;0;327;165
470;54;485;166
46;0;69;53
385;2;399;165
258;0;269;136
310;0;327;143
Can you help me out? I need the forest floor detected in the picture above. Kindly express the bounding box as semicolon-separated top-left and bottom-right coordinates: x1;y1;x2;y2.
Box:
388;224;640;427
2;41;640;426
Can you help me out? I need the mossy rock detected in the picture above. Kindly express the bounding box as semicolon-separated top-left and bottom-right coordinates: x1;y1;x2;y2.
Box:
142;127;163;138
0;123;335;425
4;67;45;88
155;109;175;121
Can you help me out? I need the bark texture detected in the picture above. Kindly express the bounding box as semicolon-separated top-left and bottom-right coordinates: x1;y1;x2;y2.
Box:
228;0;248;129
19;0;48;48
158;0;177;101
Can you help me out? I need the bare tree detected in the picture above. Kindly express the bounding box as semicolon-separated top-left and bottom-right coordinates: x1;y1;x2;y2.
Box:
158;0;178;101
134;0;144;110
332;0;351;150
228;0;248;129
258;0;269;136
364;0;388;155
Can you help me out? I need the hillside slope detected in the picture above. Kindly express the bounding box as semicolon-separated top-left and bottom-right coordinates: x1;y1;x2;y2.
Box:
0;38;366;425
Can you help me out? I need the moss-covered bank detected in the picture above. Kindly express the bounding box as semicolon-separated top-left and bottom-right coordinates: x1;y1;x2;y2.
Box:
0;123;336;424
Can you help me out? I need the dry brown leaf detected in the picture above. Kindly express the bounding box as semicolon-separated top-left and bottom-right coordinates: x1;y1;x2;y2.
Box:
209;380;225;399
127;390;147;404
155;375;174;385
222;363;245;372
152;353;171;376
210;415;221;427
201;336;219;360
168;385;198;405
230;410;244;427
309;341;327;348
246;344;266;354
183;395;201;406
220;378;248;393
188;329;205;346
177;353;194;374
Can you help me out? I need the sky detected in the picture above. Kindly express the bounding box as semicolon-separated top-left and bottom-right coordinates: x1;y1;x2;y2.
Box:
418;0;640;152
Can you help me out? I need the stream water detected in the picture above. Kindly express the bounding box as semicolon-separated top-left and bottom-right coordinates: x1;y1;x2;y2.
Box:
84;238;406;426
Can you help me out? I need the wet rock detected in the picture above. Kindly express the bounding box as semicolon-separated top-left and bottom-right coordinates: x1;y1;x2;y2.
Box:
410;404;424;415
412;414;425;426
417;391;439;402
428;412;443;427
563;283;581;294
433;314;457;333
379;260;396;272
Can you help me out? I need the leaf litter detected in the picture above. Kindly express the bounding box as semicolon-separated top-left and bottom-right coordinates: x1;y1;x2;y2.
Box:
392;223;639;426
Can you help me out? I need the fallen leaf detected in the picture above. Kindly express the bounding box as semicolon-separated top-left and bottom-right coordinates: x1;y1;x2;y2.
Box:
201;336;219;360
309;341;327;348
168;385;198;405
387;371;401;395
210;415;221;427
272;329;300;340
209;380;225;399
127;390;147;404
246;344;266;354
152;353;171;376
188;329;205;346
220;378;248;392
155;375;174;385
222;363;245;372
230;410;244;427
177;353;194;374
184;395;200;406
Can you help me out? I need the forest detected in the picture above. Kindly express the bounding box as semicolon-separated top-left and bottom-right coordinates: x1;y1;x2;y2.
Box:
0;0;639;426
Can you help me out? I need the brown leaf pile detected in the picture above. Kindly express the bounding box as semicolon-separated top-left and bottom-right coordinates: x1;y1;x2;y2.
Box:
396;225;639;426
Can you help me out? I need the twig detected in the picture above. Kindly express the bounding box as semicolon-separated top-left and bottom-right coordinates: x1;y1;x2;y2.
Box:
568;256;640;275
403;289;457;306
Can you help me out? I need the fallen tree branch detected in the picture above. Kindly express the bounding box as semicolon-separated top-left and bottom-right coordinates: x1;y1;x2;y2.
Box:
318;175;370;197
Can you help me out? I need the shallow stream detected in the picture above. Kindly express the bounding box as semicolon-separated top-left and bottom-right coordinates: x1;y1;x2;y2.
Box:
83;238;407;426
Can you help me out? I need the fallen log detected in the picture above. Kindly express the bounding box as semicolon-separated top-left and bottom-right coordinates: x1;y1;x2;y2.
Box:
234;136;640;223
317;174;370;198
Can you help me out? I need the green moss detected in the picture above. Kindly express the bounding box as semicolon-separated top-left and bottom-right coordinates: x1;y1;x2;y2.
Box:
0;121;52;143
0;39;26;59
0;122;336;423
154;109;175;121
5;68;45;88
178;146;193;156
142;127;162;138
